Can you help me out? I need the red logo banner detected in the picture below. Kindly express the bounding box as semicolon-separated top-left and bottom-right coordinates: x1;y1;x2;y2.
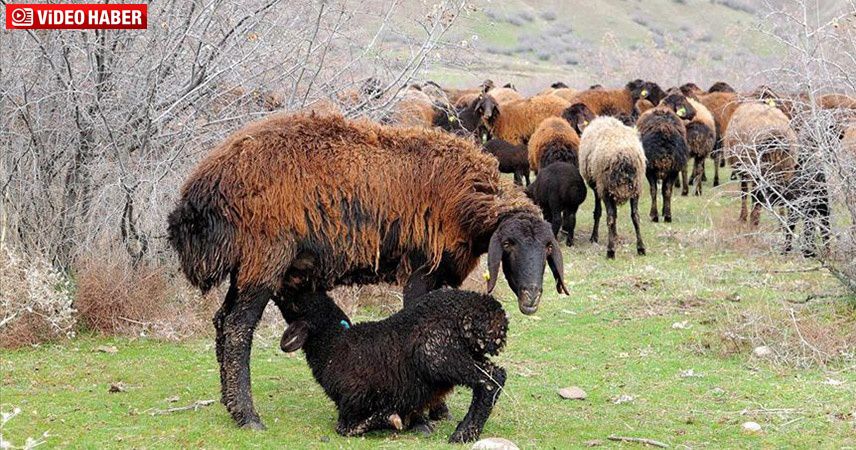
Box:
5;4;147;30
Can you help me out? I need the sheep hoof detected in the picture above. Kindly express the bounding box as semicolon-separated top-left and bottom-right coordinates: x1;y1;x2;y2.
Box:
664;216;672;223
590;236;598;244
240;420;266;431
411;421;434;436
565;239;574;247
681;191;688;197
638;248;646;256
429;403;452;421
606;250;616;259
651;216;659;223
388;414;403;431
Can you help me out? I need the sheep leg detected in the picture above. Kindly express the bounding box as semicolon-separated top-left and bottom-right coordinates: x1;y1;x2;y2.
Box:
693;157;704;196
550;210;562;240
739;179;750;222
214;273;239;406
712;153;721;187
631;196;645;256
662;173;675;223
448;363;507;444
403;264;443;308
562;207;577;247
512;171;522;186
783;208;797;254
590;188;602;243
524;172;531;186
220;286;271;430
680;164;689;196
648;174;659;222
605;197;618;259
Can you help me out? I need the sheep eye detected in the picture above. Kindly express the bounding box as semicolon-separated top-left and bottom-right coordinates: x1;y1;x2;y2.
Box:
502;241;513;249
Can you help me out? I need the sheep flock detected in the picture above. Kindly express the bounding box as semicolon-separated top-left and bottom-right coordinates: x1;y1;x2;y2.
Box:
169;76;853;442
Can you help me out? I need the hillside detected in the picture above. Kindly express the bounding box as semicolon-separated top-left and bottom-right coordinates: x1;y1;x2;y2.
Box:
409;0;847;92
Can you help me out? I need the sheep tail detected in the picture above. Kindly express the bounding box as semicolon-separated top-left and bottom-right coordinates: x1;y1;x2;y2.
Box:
167;186;237;294
605;154;641;205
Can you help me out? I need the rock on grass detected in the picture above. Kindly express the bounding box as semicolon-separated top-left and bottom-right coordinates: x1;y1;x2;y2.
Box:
471;437;519;450
558;386;587;400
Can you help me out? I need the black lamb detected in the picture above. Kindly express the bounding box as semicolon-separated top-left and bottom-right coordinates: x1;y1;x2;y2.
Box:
526;162;587;246
484;138;531;185
279;289;508;444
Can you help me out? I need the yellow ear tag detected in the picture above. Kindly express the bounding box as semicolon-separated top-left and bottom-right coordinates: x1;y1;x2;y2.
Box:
483;271;491;281
448;116;457;123
482;133;488;144
766;99;776;107
677;107;687;118
641;89;649;98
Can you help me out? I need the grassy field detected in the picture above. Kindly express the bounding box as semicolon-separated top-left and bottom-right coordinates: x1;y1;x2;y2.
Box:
2;165;855;449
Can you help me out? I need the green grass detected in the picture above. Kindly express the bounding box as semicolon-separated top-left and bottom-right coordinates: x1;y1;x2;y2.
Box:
2;165;855;449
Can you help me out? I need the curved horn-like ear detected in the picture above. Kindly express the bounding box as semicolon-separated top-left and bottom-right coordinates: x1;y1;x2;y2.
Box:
486;232;503;293
547;238;569;295
280;321;309;353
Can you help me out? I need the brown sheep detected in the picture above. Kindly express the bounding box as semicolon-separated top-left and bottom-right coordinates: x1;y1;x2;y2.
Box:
387;86;435;127
475;95;571;146
681;98;716;195
167;112;569;430
527;117;581;174
568;80;666;125
538;87;579;102
697;91;741;186
724;102;798;225
636;94;693;223
679;82;704;98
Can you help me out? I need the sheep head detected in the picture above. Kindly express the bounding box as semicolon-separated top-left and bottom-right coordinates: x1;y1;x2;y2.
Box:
679;82;703;98
708;81;736;93
660;93;697;121
563;103;596;136
474;94;501;131
486;212;569;315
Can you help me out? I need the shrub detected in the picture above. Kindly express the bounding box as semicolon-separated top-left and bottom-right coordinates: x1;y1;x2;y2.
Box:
0;247;75;348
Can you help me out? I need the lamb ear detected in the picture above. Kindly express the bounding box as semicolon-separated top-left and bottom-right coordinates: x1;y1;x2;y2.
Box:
547;239;570;295
280;321;309;353
486;232;503;293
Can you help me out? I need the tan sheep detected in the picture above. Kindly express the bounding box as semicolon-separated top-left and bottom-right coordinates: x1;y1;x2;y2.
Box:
577;115;648;259
724;102;798;226
476;95;571;146
527;117;580;174
697;91;741;186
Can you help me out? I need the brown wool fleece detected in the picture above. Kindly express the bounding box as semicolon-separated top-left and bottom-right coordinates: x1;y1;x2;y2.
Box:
488;95;570;146
170;112;539;293
527;117;580;173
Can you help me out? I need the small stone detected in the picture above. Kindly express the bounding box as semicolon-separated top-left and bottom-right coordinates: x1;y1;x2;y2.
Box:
166;395;179;403
742;421;762;432
679;368;701;378
95;345;118;354
671;321;691;330
753;346;772;358
584;439;603;447
612;394;635;404
824;378;844;386
319;436;330;443
558;386;587;400
471;437;519;450
108;382;126;393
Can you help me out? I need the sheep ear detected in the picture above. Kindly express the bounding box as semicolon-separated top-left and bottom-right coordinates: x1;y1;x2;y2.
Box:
486;233;503;293
547;239;569;295
280;321;309;353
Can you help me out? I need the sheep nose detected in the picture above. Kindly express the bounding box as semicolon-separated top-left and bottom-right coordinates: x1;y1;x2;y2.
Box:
518;288;542;315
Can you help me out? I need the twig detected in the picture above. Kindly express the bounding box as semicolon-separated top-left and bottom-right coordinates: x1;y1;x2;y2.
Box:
147;400;215;416
607;435;669;448
118;316;150;326
748;266;822;274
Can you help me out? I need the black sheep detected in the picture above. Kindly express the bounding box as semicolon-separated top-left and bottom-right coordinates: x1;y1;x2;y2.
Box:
483;138;531;186
525;162;587;246
636;94;692;222
279;289;508;443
